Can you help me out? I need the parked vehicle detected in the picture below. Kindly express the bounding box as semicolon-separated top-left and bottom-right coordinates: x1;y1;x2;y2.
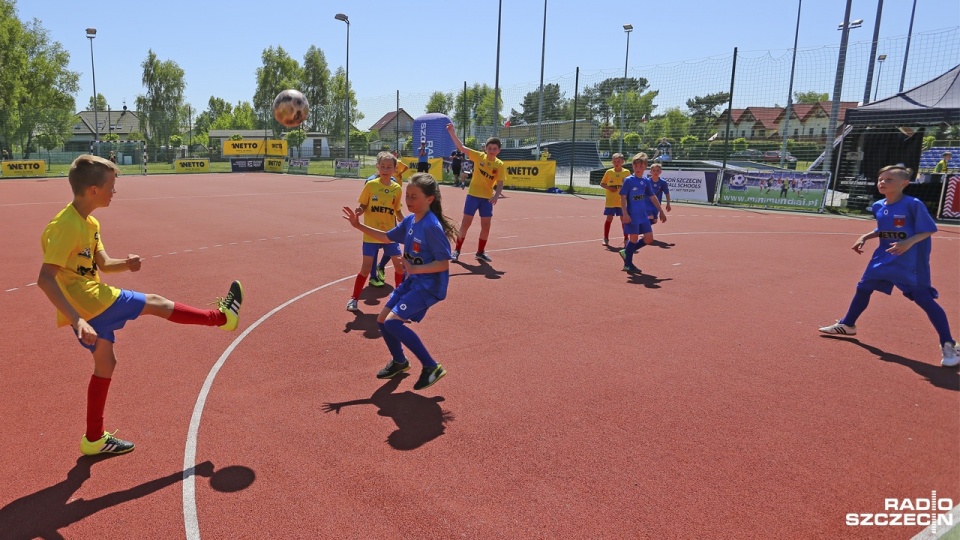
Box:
762;150;797;163
730;149;764;160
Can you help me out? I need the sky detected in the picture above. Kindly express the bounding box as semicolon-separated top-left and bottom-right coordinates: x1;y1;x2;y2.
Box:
14;0;960;130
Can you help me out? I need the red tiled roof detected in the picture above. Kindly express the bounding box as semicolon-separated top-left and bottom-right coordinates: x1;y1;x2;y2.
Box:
745;107;783;129
370;108;414;131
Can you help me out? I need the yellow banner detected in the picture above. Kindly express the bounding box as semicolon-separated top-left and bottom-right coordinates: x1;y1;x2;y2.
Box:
265;157;285;173
266;140;288;156
502;160;556;189
400;157;443;178
174;158;209;173
1;159;47;177
222;139;273;156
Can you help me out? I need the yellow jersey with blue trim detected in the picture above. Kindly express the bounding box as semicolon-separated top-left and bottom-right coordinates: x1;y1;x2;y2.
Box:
41;203;121;327
466;148;504;200
600;168;631;208
359;178;403;243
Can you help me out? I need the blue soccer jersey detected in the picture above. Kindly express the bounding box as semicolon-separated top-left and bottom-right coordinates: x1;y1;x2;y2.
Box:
386;212;452;300
650;178;670;203
620;175;654;222
862;196;937;288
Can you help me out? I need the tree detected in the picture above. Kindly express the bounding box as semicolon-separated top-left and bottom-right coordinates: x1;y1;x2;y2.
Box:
326;67;362;142
287;128;306;157
452;83;500;130
518;83;567;124
193;96;232;136
606;88;658;135
135;50;185;150
9;17;79;158
253;46;302;131
582;77;649;125
86;94;108;112
301;46;330;132
794;91;828;104
686;92;730;138
426;91;453;115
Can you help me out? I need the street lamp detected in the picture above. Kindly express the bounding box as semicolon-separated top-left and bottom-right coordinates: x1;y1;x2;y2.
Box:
874;54;887;102
334;13;350;163
619;24;633;154
837;18;862;30
86;27;99;156
823;2;857;176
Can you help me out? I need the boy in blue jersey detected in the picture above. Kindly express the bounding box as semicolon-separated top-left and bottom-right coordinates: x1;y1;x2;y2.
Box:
343;173;460;390
647;163;672;222
819;165;958;367
618;153;666;273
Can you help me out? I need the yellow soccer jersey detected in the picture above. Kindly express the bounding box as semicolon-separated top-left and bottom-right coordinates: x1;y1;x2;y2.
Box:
466;148;504;200
359;179;403;243
601;168;631;208
395;160;409;182
40;204;121;327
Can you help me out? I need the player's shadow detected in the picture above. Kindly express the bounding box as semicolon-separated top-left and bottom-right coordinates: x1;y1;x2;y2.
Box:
0;457;253;540
452;259;506;280
820;336;959;391
650;239;675;249
322;375;454;450
626;272;672;289
343;311;381;339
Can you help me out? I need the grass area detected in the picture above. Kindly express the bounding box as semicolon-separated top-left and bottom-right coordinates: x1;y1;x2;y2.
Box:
37;159;382;179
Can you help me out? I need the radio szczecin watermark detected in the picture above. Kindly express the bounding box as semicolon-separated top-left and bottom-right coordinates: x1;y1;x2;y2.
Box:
846;492;954;533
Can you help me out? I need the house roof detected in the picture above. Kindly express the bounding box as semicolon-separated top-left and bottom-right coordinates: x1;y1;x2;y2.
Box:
369;108;414;132
73;108;143;137
744;107;783;129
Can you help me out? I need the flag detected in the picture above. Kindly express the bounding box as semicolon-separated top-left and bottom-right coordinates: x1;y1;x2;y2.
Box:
504;120;511;128
641;114;647;123
708;132;718;141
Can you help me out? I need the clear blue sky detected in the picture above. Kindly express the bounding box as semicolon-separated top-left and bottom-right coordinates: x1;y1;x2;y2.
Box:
15;0;960;130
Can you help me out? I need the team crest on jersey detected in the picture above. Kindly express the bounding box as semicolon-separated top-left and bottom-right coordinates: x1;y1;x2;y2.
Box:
79;247;92;259
412;237;422;253
893;215;906;228
372;195;379;202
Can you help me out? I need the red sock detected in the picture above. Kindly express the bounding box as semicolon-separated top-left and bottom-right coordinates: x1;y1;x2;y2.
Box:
603;221;611;238
455;237;464;252
169;302;226;327
86;375;111;442
352;274;366;299
395;272;403;287
478;239;488;253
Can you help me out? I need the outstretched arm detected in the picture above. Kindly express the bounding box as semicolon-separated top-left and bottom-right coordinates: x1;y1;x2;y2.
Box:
852;231;880;254
446;124;470;155
342;207;390;243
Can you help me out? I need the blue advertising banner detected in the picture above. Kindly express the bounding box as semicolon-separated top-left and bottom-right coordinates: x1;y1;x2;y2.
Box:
412;113;455;164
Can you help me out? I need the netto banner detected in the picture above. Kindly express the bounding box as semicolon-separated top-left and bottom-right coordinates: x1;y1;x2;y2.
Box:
502;161;556;190
2;159;46;177
174;159;209;173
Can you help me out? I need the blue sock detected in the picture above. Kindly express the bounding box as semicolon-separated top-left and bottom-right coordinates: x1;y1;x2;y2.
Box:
384;319;437;368
378;252;390;270
911;290;955;345
840;288;872;326
624;241;640;265
377;322;407;363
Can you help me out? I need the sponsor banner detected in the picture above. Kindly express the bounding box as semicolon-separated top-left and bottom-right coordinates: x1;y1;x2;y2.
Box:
335;158;360;177
174;158;209;173
718;170;829;212
222;139;285;156
502;160;556;190
657;170;709;203
940;175;960;221
265;157;285;173
266;140;288;156
288;158;310;174
401;157;443;178
230;157;264;172
2;159;47;177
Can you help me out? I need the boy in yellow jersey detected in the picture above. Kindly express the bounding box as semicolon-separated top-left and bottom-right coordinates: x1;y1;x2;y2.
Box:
445;123;504;262
38;155;243;456
347;151;406;311
367;149;410;287
599;153;631;247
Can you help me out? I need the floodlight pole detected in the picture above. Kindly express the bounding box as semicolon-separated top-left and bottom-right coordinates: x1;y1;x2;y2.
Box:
86;28;99;156
493;0;502;137
824;0;855;176
335;13;350;162
779;0;802;169
862;0;884;104
619;24;633;154
535;0;547;158
899;0;916;92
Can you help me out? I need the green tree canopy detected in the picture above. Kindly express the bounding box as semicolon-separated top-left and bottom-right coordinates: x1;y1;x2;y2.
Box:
301;45;330;132
135;49;185;149
794;91;828;104
253;45;302;131
86;93;108;112
518;83;567;124
426;91;453;115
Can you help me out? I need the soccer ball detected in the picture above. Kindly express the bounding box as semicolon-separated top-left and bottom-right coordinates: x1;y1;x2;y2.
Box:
272;89;309;128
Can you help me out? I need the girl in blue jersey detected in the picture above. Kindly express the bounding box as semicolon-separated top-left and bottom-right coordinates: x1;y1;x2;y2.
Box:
820;165;958;367
343;173;460;390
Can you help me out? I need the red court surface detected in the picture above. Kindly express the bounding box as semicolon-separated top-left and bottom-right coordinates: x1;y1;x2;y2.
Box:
1;173;957;539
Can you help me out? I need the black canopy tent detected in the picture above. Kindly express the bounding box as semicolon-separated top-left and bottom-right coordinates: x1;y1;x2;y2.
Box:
836;65;959;214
